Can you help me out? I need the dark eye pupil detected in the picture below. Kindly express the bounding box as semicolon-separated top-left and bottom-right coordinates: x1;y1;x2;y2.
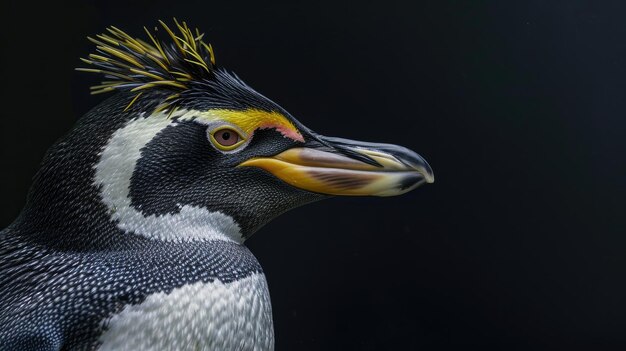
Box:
222;132;231;140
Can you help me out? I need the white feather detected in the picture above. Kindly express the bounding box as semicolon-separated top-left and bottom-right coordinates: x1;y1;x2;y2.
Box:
98;273;274;351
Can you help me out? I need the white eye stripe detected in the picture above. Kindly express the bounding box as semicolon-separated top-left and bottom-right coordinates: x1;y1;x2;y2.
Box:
94;113;244;243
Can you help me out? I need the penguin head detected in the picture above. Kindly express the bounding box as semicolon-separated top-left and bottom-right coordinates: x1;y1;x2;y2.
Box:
44;20;434;244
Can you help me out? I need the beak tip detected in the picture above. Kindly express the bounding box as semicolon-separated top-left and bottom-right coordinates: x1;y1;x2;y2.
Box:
423;165;435;184
425;172;435;184
406;155;434;185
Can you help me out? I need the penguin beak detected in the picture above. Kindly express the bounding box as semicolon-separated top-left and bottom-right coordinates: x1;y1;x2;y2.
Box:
238;135;434;196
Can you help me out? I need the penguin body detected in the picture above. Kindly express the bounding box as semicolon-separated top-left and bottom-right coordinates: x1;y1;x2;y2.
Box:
0;230;270;350
0;21;433;350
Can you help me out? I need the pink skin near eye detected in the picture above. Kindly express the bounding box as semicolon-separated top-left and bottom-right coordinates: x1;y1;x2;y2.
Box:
214;129;241;146
258;123;304;142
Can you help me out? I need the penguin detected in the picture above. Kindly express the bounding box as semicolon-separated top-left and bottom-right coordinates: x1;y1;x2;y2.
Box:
0;20;434;351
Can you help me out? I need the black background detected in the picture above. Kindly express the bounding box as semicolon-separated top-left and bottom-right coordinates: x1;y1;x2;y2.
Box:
1;0;625;349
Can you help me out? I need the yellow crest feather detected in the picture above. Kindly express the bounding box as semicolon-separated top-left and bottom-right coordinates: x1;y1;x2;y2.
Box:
77;19;217;112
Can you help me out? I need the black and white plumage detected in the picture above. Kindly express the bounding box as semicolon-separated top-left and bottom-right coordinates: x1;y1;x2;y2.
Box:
0;21;433;350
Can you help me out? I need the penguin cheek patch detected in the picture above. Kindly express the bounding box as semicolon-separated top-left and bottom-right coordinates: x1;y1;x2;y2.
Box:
208;124;249;153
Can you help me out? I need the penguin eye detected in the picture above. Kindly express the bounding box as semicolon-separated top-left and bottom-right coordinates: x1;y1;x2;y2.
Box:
209;126;246;151
214;129;240;146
